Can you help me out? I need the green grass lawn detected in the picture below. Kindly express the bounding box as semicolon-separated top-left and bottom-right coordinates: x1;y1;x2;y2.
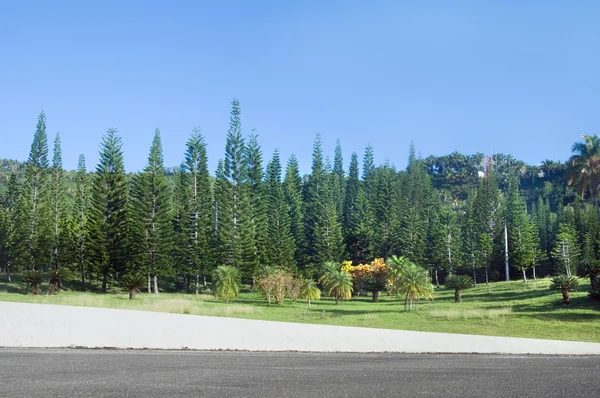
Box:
1;276;599;343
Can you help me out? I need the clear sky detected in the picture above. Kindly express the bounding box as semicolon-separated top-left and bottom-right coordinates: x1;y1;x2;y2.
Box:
1;0;598;173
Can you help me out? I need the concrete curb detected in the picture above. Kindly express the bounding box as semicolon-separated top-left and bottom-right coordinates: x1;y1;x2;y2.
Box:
2;301;599;355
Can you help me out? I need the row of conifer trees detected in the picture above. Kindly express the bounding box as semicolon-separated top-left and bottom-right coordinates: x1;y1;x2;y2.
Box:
0;100;594;293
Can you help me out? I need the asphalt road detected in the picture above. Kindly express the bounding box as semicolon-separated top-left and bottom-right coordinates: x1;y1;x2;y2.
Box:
1;349;599;397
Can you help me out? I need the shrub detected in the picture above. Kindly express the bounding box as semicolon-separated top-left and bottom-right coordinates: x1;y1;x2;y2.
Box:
213;266;242;303
445;274;474;303
22;270;43;295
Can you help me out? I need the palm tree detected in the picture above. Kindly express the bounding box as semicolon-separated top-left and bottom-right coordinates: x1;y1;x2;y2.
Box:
318;261;339;287
567;134;600;213
387;255;410;293
390;262;434;311
323;270;353;304
48;268;67;295
213;266;242;303
22;270;43;295
445;274;474;303
300;279;321;308
121;273;145;300
551;275;579;305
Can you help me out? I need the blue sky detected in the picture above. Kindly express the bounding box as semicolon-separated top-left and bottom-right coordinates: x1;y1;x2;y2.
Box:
1;0;598;173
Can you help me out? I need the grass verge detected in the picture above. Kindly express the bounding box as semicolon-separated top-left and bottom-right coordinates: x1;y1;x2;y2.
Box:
0;276;598;343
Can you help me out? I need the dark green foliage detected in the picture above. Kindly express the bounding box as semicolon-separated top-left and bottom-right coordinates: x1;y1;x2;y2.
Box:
283;155;306;268
218;100;248;272
120;272;145;299
303;135;344;266
72;155;90;288
89;129;129;292
179;129;213;293
2;107;599;296
550;274;579;305
265;150;295;269
445;274;474;303
22;270;43;294
130;129;174;294
50;133;67;272
240;133;267;279
16;111;50;271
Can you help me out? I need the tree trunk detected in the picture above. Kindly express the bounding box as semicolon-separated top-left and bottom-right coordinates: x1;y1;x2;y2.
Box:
80;266;85;290
589;274;599;292
129;288;135;300
372;290;380;302
485;266;489;285
195;274;199;295
147;273;151;294
102;271;108;293
562;289;570;305
434;269;439;287
522;269;527;283
31;283;38;295
7;271;11;283
532;266;537;281
153;275;158;295
307;297;311;309
504;223;509;281
455;289;462;303
472;265;477;287
49;282;57;295
203;275;207;289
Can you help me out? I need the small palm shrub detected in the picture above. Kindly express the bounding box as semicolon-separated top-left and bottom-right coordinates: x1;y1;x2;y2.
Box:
445;274;474;303
48;268;67;295
389;261;434;311
213;266;242;303
322;269;353;304
299;279;321;308
121;273;145;300
22;270;43;295
551;275;579;305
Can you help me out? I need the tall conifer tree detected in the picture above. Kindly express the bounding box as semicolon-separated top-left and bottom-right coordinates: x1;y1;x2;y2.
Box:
284;154;306;268
265;150;295;269
89;129;128;292
73;154;90;288
17;111;50;270
50;133;67;272
131;129;174;294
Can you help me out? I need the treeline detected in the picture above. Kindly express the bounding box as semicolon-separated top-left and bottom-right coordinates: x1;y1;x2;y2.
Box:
0;101;596;294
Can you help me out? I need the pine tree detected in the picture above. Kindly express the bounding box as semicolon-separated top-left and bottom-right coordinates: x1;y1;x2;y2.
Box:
397;152;430;265
265;150;295;269
331;140;345;220
16;111;50;271
130;129;174;294
434;204;462;280
343;152;359;235
50;133;67;273
372;163;400;259
507;181;535;282
181;129;212;293
0;174;19;280
472;166;500;283
283;154;306;268
304;135;344;266
89;129;129;292
553;223;579;277
241;133;267;278
73;154;90;288
219;99;247;272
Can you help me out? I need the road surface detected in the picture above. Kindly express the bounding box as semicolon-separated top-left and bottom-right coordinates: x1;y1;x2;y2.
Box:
1;349;599;397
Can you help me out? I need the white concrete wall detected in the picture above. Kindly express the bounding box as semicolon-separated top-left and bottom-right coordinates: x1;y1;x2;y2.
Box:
1;301;599;354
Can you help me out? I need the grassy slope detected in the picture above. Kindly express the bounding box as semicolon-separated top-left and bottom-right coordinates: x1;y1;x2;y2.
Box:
1;277;599;343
